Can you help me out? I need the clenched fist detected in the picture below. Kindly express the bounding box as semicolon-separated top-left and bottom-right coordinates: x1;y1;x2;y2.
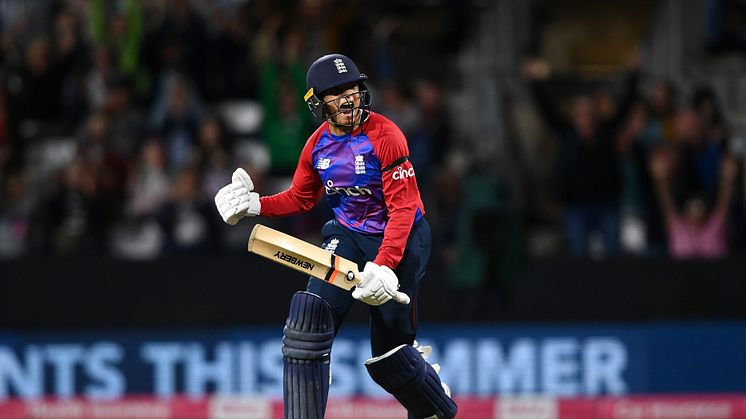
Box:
214;168;261;225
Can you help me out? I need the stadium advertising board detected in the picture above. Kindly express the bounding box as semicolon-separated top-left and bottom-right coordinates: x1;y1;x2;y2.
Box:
0;324;745;418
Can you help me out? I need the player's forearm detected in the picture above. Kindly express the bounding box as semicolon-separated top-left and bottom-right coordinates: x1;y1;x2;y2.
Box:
373;206;418;269
259;189;318;217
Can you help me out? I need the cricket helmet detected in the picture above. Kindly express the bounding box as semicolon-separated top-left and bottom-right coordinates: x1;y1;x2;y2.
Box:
304;53;371;127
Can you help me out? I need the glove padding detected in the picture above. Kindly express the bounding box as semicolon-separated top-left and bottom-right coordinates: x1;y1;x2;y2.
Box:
352;262;410;305
215;168;260;225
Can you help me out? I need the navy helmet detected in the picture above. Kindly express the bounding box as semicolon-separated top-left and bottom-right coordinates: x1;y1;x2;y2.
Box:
304;54;371;127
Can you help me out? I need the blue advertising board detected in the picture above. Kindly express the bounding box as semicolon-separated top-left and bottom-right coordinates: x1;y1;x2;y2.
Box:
0;323;744;400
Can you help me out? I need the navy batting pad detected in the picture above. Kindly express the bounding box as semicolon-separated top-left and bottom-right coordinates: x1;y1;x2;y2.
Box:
365;345;458;419
282;292;335;419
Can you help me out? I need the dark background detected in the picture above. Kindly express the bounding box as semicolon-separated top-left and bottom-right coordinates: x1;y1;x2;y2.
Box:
1;0;746;329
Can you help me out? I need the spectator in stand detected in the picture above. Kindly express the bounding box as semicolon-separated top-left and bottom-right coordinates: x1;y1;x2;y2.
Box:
0;172;33;257
650;148;738;259
196;116;232;201
616;100;659;253
0;85;8;173
643;81;678;148
415;78;452;168
89;0;148;99
376;82;431;179
157;167;219;254
692;85;728;149
412;78;453;201
76;110;130;223
197;1;256;101
146;0;207;96
4;38;64;140
34;158;103;255
376;80;445;204
447;160;508;320
128;138;170;218
524;57;640;256
258;32;314;176
673;108;725;204
54;4;89;129
150;73;204;171
377;82;422;140
85;44;117;112
102;76;145;159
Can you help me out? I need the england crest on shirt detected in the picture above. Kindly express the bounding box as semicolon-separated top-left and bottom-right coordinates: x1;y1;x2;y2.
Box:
355;154;366;174
324;238;339;253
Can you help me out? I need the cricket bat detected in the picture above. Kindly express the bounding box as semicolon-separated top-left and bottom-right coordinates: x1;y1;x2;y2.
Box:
247;224;410;304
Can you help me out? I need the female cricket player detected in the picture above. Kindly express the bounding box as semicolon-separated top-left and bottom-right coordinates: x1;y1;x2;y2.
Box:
215;54;457;419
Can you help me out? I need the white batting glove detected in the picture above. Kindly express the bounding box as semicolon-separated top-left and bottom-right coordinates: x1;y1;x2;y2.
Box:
214;168;261;225
352;262;410;305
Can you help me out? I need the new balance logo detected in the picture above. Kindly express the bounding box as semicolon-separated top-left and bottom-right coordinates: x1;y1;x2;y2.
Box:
317;158;331;170
334;58;347;73
355;154;366;174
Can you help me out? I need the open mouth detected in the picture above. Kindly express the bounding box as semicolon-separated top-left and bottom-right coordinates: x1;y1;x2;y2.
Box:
339;103;355;115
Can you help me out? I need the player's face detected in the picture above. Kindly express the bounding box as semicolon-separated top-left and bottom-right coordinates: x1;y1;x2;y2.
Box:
322;84;362;128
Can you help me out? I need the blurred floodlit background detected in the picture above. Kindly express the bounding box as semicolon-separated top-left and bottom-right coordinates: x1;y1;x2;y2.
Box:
1;1;746;418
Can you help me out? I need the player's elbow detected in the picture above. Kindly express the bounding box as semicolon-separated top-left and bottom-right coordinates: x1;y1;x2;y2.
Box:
388;203;418;218
291;193;316;213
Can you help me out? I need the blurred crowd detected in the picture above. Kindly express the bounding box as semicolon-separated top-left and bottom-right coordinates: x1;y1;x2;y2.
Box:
0;0;466;258
522;56;744;260
0;0;743;272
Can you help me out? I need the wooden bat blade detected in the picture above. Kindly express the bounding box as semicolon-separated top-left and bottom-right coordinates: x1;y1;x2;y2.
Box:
248;224;361;291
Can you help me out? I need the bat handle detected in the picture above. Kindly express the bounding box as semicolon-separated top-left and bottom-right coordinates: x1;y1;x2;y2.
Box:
393;291;411;305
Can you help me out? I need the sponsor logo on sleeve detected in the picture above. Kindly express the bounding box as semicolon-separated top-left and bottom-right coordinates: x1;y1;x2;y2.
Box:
392;166;415;180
